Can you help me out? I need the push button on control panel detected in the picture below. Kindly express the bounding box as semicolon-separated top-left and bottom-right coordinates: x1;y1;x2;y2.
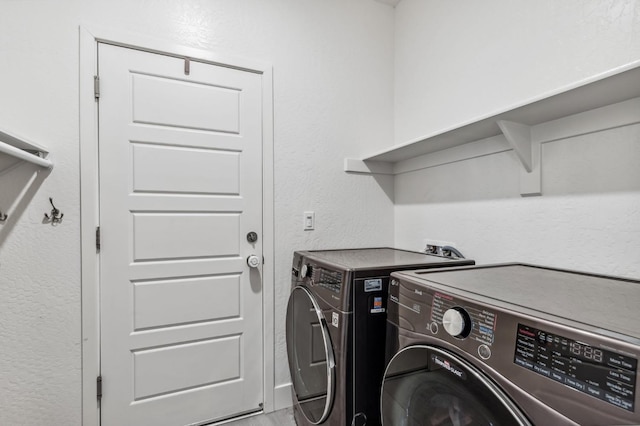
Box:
478;344;492;360
429;322;439;334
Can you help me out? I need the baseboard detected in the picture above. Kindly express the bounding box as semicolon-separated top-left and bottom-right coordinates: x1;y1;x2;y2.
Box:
273;383;293;411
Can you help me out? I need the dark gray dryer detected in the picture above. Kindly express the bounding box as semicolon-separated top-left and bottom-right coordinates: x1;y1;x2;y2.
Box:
382;263;640;426
286;248;475;426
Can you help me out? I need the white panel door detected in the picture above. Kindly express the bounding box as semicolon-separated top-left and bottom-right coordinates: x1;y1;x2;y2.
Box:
98;43;263;426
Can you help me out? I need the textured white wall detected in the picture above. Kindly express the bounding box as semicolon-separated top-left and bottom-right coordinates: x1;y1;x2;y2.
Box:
394;0;640;144
393;0;640;279
395;122;640;278
0;1;395;424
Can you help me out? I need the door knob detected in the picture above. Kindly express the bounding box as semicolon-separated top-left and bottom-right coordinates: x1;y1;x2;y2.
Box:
247;255;261;268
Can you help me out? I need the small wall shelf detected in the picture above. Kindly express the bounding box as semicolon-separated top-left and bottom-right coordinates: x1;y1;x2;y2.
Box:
345;60;640;195
0;127;53;174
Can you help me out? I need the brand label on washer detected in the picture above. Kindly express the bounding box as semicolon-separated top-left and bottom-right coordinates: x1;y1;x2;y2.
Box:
432;355;467;380
331;312;339;328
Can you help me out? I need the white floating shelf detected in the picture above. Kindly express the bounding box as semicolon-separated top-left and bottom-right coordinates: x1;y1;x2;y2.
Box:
346;60;640;171
0;127;53;172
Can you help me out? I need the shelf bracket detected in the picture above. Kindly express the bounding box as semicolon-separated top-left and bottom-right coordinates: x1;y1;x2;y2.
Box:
497;120;532;172
497;120;541;196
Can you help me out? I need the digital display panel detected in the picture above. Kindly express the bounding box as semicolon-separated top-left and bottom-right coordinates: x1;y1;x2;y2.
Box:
515;324;637;412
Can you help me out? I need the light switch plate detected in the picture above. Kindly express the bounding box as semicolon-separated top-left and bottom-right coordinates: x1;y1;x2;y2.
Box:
303;211;315;230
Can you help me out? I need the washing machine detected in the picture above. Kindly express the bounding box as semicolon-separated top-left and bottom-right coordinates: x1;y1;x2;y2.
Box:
286;248;475;426
382;263;640;425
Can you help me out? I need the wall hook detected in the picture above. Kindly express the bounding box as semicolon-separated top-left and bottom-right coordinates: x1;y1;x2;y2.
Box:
0;210;7;222
44;197;63;224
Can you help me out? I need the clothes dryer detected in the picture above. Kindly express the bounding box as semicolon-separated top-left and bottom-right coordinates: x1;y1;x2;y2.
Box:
382;263;640;425
286;248;474;426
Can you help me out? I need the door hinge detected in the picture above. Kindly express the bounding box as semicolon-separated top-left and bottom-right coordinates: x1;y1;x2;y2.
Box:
94;75;100;100
96;226;101;251
97;376;103;400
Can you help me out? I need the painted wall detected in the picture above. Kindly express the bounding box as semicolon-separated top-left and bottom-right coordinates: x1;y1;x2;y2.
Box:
393;0;640;279
0;1;395;424
394;0;640;144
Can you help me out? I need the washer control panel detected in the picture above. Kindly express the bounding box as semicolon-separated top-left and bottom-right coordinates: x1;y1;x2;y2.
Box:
388;278;498;360
431;292;497;345
515;323;637;412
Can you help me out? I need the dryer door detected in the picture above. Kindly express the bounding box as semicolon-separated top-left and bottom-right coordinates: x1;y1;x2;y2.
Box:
382;345;532;426
286;286;336;424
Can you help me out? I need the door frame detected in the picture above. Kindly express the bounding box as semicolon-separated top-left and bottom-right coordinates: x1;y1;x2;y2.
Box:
79;25;275;426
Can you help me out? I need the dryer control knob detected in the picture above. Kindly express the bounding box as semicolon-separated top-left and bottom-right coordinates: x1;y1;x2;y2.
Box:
301;263;313;278
442;308;471;338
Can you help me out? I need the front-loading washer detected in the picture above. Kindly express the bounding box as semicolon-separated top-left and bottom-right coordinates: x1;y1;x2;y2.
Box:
382;263;640;425
286;248;475;426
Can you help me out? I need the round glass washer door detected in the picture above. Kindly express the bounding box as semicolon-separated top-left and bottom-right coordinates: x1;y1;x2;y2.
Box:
286;286;336;424
381;345;532;426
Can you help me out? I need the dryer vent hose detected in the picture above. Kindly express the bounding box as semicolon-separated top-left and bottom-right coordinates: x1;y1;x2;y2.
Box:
442;246;465;259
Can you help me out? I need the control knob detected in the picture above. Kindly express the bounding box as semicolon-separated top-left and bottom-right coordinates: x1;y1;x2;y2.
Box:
442;307;472;338
300;263;313;278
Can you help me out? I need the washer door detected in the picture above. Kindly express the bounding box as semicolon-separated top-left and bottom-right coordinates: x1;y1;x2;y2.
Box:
286;286;336;424
381;345;531;426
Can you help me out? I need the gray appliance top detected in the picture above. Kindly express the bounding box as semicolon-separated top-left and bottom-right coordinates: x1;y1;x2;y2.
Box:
298;247;473;271
396;263;640;340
